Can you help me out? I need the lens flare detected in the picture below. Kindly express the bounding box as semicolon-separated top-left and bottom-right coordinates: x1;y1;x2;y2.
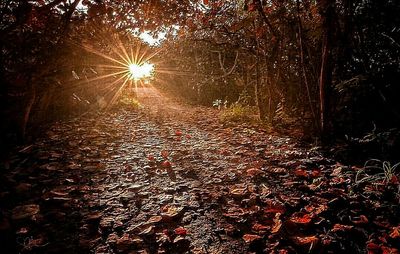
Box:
129;62;154;80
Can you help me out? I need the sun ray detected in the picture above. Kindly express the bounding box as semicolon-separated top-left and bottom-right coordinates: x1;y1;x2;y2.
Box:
107;73;132;109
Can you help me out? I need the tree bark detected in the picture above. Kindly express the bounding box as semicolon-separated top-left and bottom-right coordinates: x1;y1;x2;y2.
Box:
317;0;335;141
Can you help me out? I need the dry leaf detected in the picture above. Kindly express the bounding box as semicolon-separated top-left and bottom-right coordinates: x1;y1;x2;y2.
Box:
332;224;353;232
271;213;282;233
242;234;261;243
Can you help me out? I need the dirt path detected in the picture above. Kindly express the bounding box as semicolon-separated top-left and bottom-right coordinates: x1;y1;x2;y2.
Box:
1;89;399;254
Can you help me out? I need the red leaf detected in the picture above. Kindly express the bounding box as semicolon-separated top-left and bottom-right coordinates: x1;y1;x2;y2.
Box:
381;246;399;254
289;212;312;224
203;0;209;5
367;242;381;254
162;161;172;168
147;155;155;161
295;168;308;178
175;130;183;136
174;227;187;236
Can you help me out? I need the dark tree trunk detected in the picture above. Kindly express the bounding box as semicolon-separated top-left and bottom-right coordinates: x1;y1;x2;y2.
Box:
317;0;335;141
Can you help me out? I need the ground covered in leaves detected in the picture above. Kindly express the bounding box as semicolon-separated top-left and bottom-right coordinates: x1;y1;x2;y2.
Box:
1;91;400;254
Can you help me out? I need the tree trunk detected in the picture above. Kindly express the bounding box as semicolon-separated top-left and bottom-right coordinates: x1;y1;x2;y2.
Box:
255;54;267;120
317;0;335;141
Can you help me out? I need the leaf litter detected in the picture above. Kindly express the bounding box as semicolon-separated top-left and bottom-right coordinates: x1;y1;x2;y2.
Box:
0;96;399;253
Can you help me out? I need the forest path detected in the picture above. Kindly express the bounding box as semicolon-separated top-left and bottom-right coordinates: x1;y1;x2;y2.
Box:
1;88;399;254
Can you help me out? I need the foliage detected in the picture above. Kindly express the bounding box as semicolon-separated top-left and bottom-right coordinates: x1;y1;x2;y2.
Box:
117;94;141;110
220;102;256;123
355;159;400;186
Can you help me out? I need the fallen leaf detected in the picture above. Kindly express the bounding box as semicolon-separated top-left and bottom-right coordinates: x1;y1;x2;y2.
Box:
162;160;172;168
223;207;246;219
161;206;184;221
16;227;29;234
390;226;400;239
293;235;319;246
161;150;169;158
230;187;247;198
242;234;261;243
174;227;187;236
175;130;183;136
12;204;40;220
139;225;154;236
294;168;308;178
271;213;282;233
311;169;321;178
332;224;353;232
252;223;269;233
246;168;263;177
381;246;399;254
367;242;381;254
352;215;369;225
289;212;312;225
146;215;163;224
304;204;328;215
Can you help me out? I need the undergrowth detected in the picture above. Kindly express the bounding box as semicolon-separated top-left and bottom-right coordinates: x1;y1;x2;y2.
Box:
220;103;256;123
353;159;400;199
117;95;141;109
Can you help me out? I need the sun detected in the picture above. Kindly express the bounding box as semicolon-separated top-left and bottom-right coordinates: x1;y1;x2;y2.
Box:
128;62;154;80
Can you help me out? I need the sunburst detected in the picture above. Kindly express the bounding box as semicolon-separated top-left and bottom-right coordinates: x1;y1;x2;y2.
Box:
66;32;165;109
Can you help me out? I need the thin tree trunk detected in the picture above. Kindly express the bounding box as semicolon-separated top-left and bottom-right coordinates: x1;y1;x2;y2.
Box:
317;0;335;141
296;0;318;131
21;80;36;141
